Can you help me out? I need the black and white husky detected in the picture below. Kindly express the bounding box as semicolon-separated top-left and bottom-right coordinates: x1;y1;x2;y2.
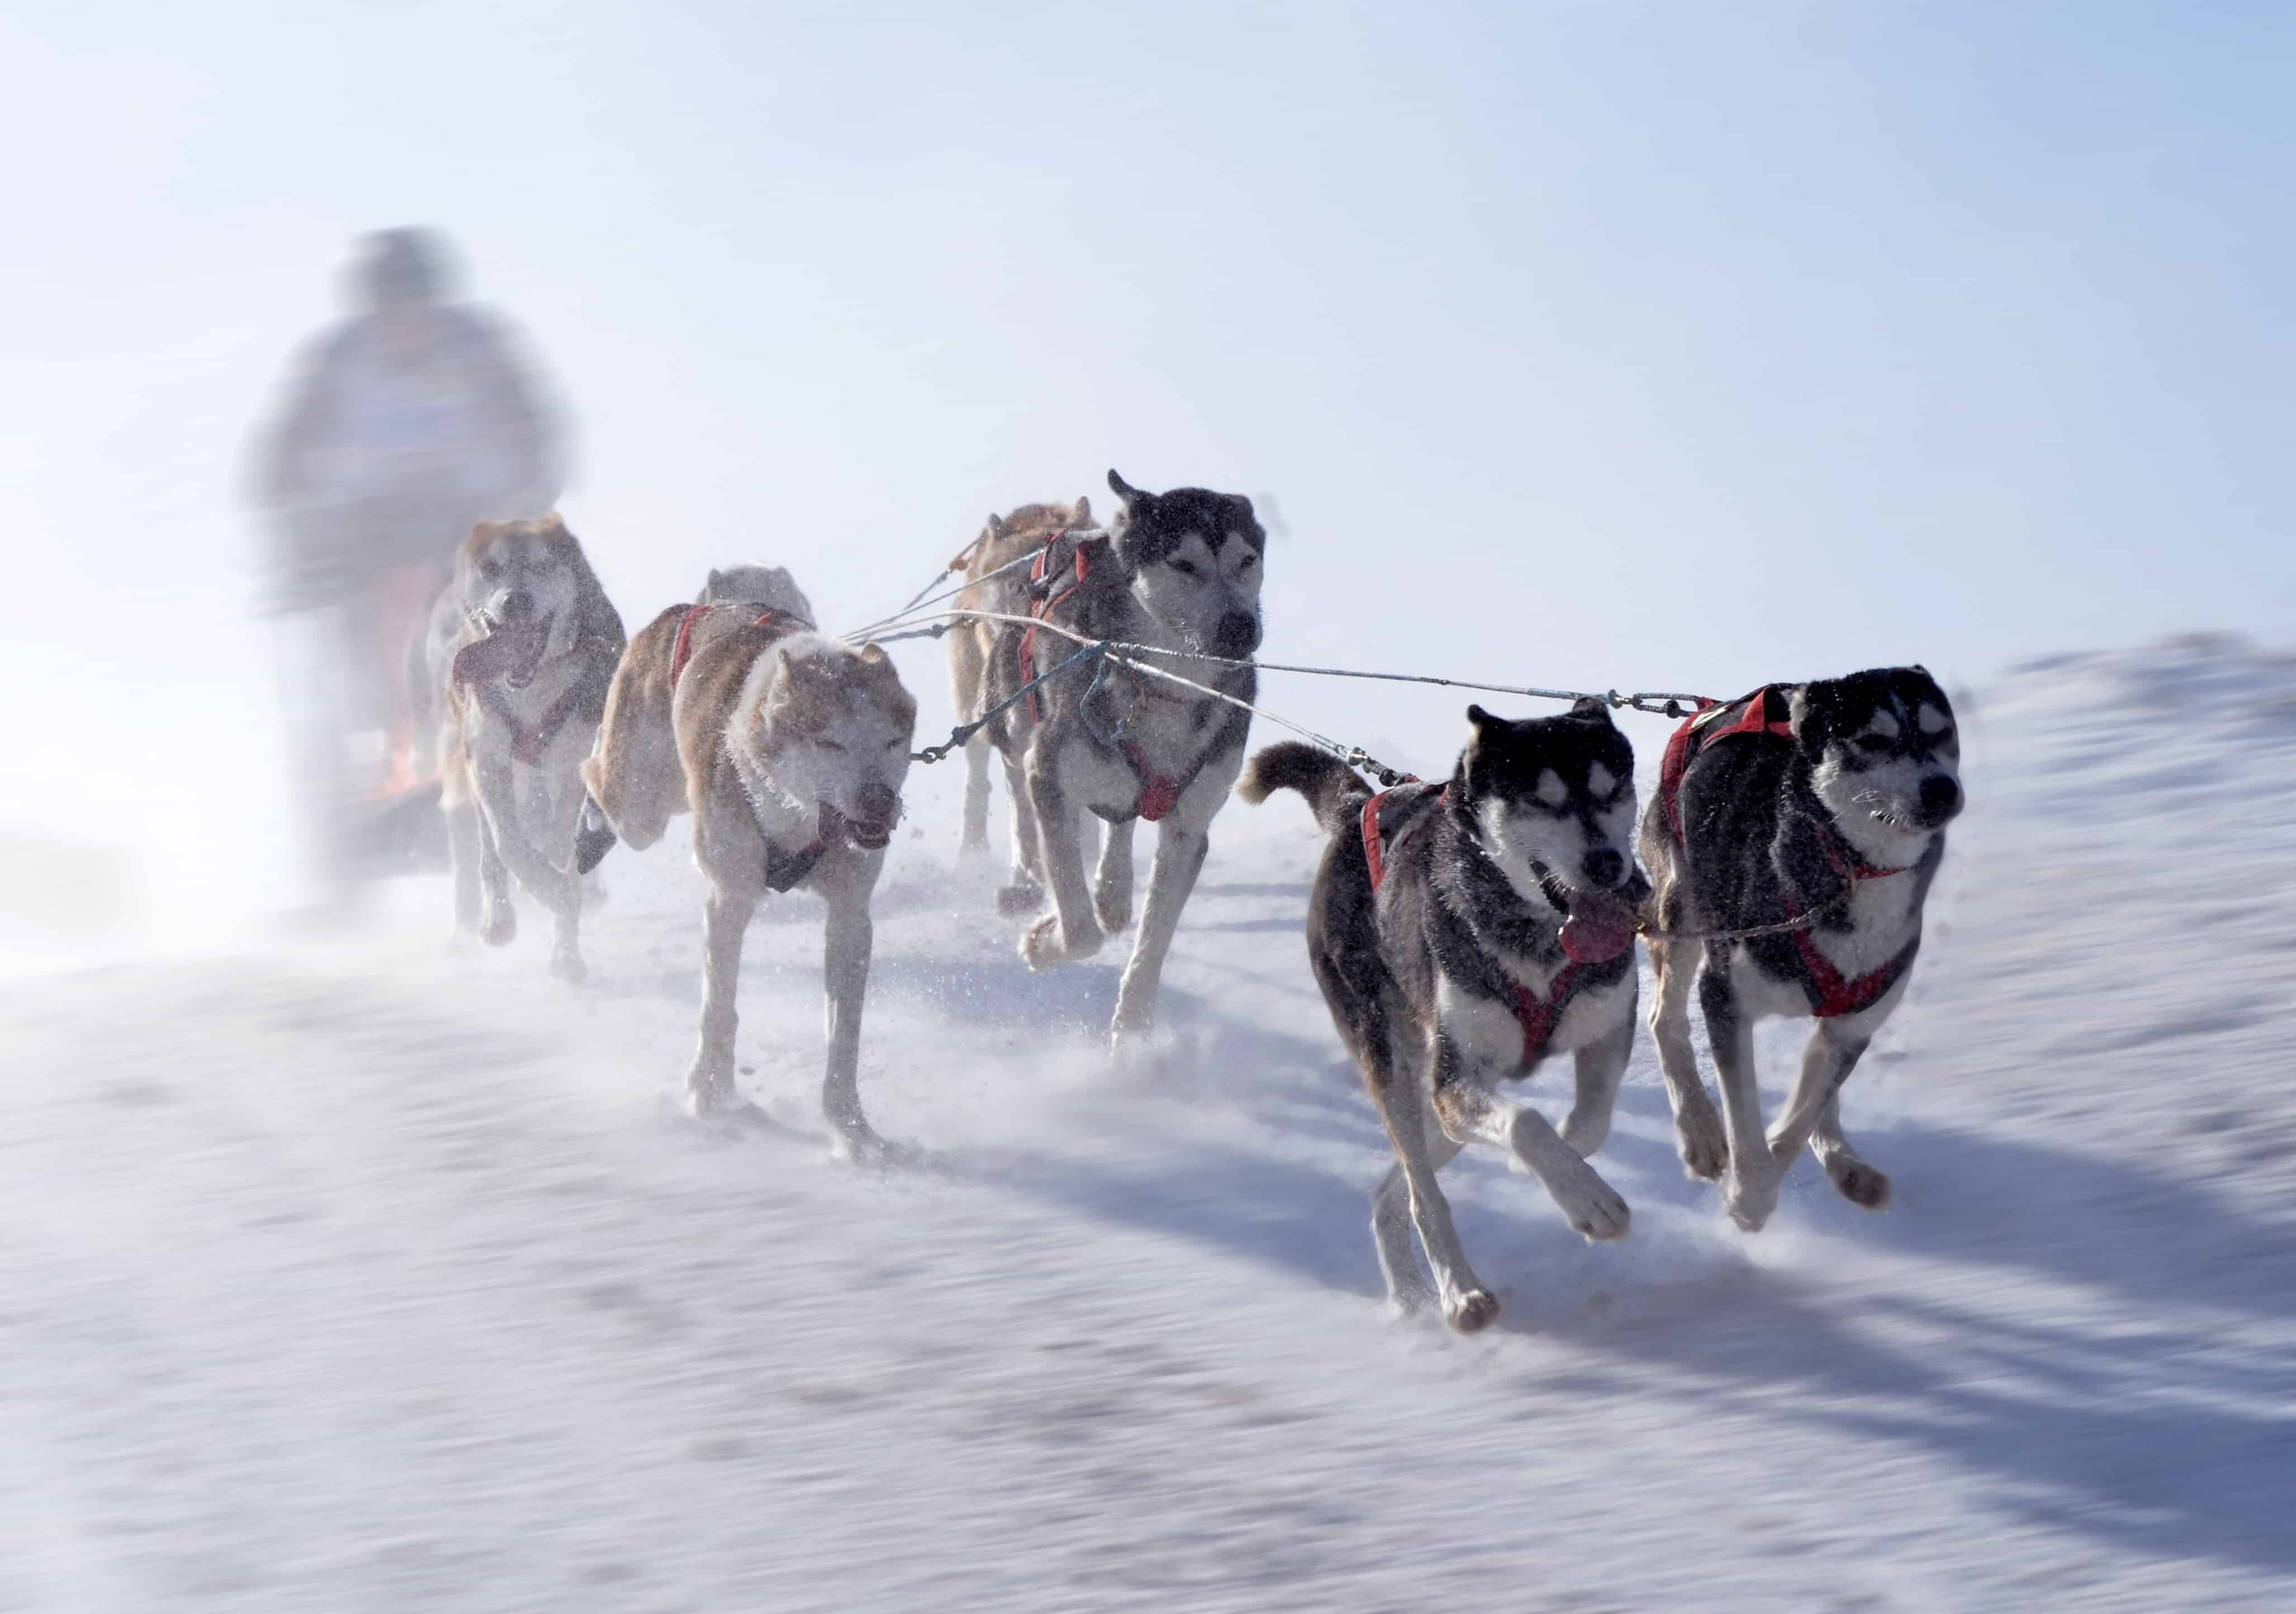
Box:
971;469;1265;1050
1240;701;1646;1333
1639;667;1963;1232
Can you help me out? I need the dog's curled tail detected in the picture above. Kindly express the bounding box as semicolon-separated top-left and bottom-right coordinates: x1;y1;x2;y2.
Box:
1237;742;1372;836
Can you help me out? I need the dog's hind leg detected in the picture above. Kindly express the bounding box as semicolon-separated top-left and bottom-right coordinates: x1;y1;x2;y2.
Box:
1648;938;1728;1180
1697;966;1780;1232
1808;1088;1891;1209
1093;816;1134;934
1560;1006;1635;1158
1107;820;1209;1048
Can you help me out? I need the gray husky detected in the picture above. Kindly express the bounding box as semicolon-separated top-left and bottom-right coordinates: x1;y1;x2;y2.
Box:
970;470;1265;1050
1640;667;1962;1233
1241;701;1646;1333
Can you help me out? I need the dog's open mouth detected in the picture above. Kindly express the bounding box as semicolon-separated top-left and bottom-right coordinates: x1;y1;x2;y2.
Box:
1534;868;1643;964
845;819;895;852
451;612;556;689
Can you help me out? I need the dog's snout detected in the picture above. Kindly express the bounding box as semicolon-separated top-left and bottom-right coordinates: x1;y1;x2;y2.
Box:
853;782;900;830
1918;774;1962;825
1582;846;1625;889
1212;610;1260;659
491;588;537;623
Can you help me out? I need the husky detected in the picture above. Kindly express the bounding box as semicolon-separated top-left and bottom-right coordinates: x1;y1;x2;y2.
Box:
970;470;1263;1049
1240;700;1646;1333
945;495;1092;882
577;565;817;870
424;514;625;979
1639;668;1962;1232
673;616;918;1157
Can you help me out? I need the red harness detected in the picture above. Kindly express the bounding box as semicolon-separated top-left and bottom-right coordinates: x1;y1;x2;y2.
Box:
1658;685;1915;1017
668;603;815;690
1358;780;1611;1067
1017;532;1185;823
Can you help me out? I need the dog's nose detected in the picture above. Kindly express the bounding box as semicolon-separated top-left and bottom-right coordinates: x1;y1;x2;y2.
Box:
491;588;537;623
853;782;901;830
1582;846;1625;888
1212;610;1260;659
1918;775;1962;825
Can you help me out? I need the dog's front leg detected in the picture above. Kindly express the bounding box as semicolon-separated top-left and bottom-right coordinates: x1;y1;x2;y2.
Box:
539;767;589;983
1559;1004;1636;1158
1809;1087;1891;1209
815;854;890;1163
1647;938;1727;1180
472;753;577;930
1093;816;1135;934
1107;818;1208;1049
687;879;759;1115
1019;754;1103;969
995;744;1045;915
1770;1023;1889;1209
1428;1029;1632;1247
1697;964;1779;1231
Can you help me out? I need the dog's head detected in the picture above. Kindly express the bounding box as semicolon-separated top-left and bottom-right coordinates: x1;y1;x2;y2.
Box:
1792;666;1963;863
1458;698;1640;902
983;496;1091;552
700;565;816;624
1105;469;1264;660
751;638;919;851
454;514;604;687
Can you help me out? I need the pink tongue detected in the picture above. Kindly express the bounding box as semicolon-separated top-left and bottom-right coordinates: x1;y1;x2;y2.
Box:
1560;902;1638;964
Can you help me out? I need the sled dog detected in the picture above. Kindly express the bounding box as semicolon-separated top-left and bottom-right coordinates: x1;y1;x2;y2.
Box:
578;565;817;869
674;616;918;1157
1240;701;1645;1333
1639;667;1962;1232
425;514;624;979
971;470;1264;1049
946;495;1091;877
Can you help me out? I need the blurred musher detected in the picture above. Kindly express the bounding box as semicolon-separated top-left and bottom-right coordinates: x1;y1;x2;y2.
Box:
249;228;569;905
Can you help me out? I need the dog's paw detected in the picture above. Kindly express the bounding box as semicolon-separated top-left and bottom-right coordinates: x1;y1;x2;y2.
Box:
1548;1156;1632;1242
1020;914;1102;971
1445;1288;1501;1334
994;880;1044;916
549;947;587;986
480;905;518;947
1093;889;1132;935
1676;1106;1729;1181
1825;1155;1892;1210
1384;1286;1434;1323
1723;1167;1778;1233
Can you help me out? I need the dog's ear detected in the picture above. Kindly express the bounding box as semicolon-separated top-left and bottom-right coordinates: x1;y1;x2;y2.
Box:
859;642;889;666
1466;703;1501;733
985;513;1005;540
706;567;726;598
1107;468;1151;508
1072;494;1092;525
1787;684;1817;742
1568;695;1611;723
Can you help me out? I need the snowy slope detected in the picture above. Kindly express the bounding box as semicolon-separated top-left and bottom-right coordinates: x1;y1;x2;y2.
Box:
3;636;2292;1612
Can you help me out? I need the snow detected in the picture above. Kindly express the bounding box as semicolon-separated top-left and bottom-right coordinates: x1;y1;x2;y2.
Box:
4;636;2293;1612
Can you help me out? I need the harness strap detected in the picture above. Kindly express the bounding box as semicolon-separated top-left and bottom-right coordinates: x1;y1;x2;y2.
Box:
1506;963;1585;1067
670;604;816;690
1658;685;1792;843
1019;530;1092;725
1359;782;1443;893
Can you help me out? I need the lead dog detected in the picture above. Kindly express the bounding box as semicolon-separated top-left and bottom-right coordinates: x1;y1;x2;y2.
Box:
969;470;1264;1050
673;616;917;1157
946;495;1092;889
425;514;624;979
1241;701;1645;1333
1639;667;1962;1232
577;565;816;869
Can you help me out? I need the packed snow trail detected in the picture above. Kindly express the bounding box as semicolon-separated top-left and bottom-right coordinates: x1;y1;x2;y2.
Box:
2;637;2292;1612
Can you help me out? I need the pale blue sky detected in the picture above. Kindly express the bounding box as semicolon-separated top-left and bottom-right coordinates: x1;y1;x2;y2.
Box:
2;2;2289;917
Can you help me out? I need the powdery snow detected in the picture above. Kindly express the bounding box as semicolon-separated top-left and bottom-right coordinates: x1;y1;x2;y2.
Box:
3;637;2292;1612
